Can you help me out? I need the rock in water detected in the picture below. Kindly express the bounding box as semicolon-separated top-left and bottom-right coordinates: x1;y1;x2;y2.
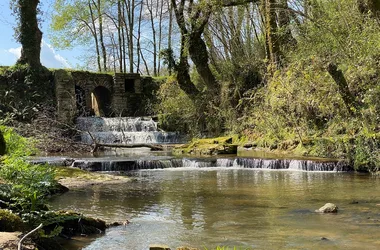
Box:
149;244;171;250
0;130;5;155
316;203;338;213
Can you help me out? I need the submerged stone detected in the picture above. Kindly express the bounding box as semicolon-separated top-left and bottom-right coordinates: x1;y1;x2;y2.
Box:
316;203;338;213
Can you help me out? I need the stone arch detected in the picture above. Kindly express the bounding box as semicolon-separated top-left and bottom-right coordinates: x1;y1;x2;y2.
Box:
91;86;112;117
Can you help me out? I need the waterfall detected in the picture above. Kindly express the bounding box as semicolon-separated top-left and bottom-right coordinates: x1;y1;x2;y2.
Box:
182;158;216;168
33;156;352;172
76;117;181;144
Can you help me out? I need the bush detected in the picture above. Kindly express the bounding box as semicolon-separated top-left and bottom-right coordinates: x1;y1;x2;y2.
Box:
0;124;58;214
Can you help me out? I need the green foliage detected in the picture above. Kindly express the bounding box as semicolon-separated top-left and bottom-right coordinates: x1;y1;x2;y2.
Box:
0;125;58;215
0;159;56;212
0;64;53;121
0;125;37;156
155;76;198;135
233;0;380;171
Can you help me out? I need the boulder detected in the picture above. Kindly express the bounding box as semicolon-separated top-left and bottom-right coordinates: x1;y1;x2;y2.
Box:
0;209;24;232
0;130;5;155
315;203;338;213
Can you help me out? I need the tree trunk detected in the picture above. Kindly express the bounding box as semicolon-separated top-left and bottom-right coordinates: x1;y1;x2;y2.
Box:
136;1;143;74
0;130;5;155
17;0;42;68
265;0;281;68
358;0;380;18
168;1;173;75
188;32;219;93
118;0;123;72
327;63;358;115
97;0;108;72
277;0;297;48
176;34;201;100
89;1;102;72
146;0;158;76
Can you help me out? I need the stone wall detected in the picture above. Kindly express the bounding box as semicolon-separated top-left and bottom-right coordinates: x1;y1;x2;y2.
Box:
54;70;153;123
54;70;76;124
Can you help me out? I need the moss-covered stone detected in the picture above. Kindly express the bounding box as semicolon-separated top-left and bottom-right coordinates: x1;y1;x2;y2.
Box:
0;130;5;155
173;136;238;156
0;209;24;232
40;210;106;237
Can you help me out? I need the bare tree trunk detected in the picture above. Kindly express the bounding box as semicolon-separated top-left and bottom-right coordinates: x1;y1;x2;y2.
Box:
168;0;173;75
157;0;164;76
140;48;150;75
96;0;108;72
124;0;135;73
146;0;158;76
137;1;143;74
121;6;127;73
118;0;123;72
89;1;102;72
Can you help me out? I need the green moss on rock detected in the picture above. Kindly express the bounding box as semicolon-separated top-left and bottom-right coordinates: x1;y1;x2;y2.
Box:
0;209;24;232
173;136;238;156
40;210;106;237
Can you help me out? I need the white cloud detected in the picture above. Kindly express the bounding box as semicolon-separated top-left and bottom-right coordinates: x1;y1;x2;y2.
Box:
8;47;21;58
1;40;71;69
41;40;72;69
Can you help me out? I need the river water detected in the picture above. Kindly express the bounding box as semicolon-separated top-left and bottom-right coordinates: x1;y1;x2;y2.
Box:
49;168;380;250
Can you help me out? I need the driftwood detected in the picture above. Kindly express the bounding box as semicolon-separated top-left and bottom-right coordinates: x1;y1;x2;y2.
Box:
92;143;164;152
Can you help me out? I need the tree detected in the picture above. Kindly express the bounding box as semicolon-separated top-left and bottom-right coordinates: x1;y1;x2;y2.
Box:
0;130;5;155
12;0;43;68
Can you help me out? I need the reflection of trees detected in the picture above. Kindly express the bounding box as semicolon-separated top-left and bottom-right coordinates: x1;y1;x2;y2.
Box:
51;170;354;247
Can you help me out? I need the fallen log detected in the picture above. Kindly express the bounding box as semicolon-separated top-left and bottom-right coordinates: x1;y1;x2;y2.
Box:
92;143;164;152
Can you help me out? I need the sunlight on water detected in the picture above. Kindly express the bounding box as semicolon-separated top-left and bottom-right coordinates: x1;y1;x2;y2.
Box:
49;169;380;250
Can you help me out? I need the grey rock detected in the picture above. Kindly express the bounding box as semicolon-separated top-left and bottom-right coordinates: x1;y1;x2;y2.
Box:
316;203;338;213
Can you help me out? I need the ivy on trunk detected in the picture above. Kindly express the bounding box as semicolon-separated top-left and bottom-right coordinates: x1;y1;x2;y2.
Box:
14;0;42;68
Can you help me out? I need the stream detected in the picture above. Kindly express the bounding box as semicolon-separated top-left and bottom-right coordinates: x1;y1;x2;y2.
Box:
49;166;380;250
47;117;380;249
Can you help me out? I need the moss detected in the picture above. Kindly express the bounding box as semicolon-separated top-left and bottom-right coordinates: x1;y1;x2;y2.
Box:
173;136;239;156
40;210;106;237
0;209;24;232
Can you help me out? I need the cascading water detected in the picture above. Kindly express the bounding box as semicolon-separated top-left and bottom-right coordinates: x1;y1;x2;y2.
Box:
76;117;181;144
66;157;352;172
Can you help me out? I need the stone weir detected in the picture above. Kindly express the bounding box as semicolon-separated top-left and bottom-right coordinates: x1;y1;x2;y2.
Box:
76;117;181;145
31;157;353;172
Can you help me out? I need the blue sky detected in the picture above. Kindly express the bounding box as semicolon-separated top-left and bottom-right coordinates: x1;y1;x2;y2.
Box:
0;1;78;68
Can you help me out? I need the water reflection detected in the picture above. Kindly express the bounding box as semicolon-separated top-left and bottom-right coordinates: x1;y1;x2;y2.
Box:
49;170;380;249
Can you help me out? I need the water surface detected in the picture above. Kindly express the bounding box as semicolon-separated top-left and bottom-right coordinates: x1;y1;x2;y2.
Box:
50;169;380;249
